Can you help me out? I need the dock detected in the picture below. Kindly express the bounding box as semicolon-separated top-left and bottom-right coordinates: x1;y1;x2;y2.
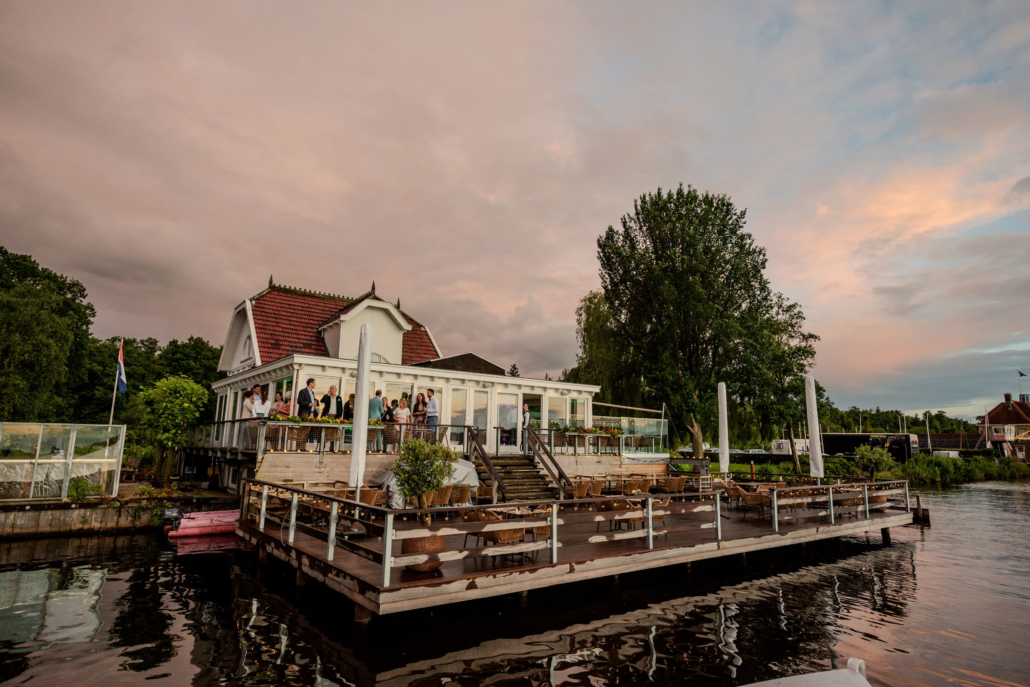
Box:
236;478;913;620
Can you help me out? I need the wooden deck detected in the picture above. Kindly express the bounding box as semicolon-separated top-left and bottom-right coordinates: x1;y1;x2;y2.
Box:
236;481;913;618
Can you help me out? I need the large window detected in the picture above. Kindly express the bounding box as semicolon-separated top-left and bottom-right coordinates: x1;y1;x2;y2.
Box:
497;393;519;448
570;398;586;429
473;390;489;443
450;388;468;442
548;397;567;430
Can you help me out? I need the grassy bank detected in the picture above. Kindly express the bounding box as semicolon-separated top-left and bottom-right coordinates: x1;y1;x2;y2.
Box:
722;454;1030;486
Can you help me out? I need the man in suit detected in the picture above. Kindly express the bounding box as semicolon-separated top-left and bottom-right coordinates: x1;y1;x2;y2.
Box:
368;390;384;452
298;378;319;418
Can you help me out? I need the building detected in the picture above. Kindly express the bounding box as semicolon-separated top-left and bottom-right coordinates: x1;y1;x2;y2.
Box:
981;393;1030;460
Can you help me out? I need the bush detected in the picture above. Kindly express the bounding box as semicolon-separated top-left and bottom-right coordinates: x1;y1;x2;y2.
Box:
854;445;895;481
392;439;455;525
67;477;101;501
824;455;857;477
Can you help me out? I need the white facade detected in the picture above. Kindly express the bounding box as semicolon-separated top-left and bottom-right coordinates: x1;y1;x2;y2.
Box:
320;300;410;364
771;438;810;455
213;354;600;455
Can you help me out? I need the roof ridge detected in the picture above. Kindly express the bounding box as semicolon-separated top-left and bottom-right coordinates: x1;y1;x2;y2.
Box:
252;279;353;303
1013;400;1030;424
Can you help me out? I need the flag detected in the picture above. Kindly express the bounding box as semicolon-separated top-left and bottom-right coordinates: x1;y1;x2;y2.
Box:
116;340;128;394
1020;371;1026;378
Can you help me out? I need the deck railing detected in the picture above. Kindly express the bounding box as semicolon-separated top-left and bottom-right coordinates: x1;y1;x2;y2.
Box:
237;477;910;590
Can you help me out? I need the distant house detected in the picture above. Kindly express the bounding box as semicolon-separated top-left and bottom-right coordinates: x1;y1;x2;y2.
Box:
980;393;1030;460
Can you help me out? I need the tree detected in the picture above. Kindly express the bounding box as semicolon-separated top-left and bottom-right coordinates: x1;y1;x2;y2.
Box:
566;290;643;407
391;439;455;525
138;376;209;488
160;337;224;421
596;184;774;457
853;444;895;482
0;285;76;421
757;293;819;474
507;363;521;378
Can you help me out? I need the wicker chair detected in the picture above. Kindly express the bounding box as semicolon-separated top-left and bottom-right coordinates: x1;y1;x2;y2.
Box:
652;496;672;537
597;499;632;532
449;484;471;506
618;478;643;496
588;479;605;497
739;490;769;519
573;480;591;499
407;491;437;508
479;510;525;551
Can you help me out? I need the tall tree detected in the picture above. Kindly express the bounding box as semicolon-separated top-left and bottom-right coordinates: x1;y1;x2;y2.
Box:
566;291;643;407
596;184;774;457
507;363;520;378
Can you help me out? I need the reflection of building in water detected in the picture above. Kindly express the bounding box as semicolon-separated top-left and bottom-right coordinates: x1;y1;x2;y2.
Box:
0;567;106;646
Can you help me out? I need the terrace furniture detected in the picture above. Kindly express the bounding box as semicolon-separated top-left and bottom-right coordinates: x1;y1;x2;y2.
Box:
407;491;436;508
738;491;769;519
121;456;141;482
597;498;632;532
618;478;643;495
358;488;386;506
587;479;605;498
723;484;747;510
448;484;471;506
573;480;591;499
432;484;454;508
652;497;671;537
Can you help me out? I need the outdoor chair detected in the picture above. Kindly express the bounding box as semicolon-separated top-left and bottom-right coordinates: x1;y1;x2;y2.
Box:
407;491;437;508
597;499;633;532
358;488;383;506
652;496;672;538
739;491;769;519
449;484;471;506
618;478;643;496
479;511;527;562
588;479;605;497
573;480;591;499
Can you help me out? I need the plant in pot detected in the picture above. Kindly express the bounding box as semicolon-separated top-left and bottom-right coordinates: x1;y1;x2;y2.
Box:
392;438;456;572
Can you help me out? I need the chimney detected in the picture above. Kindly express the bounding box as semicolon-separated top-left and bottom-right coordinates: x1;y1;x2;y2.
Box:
1005;392;1013;409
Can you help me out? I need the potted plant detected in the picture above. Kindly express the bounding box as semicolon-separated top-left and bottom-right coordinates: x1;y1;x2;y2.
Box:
392;439;456;572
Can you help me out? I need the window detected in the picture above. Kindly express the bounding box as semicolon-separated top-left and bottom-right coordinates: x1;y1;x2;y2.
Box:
570;398;586;429
371;353;389;363
548;397;567;430
242;335;253;360
450;388;468;442
497;393;519;447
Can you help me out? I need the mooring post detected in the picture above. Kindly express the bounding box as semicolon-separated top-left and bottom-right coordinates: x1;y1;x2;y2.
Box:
381;513;394;587
881;527;892;545
714;492;722;540
258;485;268;530
288;493;298;543
327;502;338;561
771;489;778;533
862;485;870;520
354;604;373;624
827;486;835;524
646;497;654;549
915;494;922;523
550;503;559;563
904;482;911;513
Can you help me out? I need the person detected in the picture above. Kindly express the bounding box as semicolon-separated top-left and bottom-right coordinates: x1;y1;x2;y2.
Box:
241;389;255;418
394;398;411;424
426;389;439;426
253;390;271;417
270;392;286;416
297;378;319;419
251;384;262;403
522;401;531;447
368;390;384;451
343;394;355;421
412;392;428;424
381;396;394;423
321;385;343;419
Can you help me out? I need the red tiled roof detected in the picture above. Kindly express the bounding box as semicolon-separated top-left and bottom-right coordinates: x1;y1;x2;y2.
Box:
983;400;1030;425
250;286;439;366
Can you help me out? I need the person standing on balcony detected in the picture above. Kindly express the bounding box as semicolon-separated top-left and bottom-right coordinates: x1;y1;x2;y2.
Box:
412;393;428;424
343;394;355;421
271;392;286;416
321;385;343;419
253;390;271;418
369;390;384;451
426;389;439;426
298;378;319;419
241;390;255;419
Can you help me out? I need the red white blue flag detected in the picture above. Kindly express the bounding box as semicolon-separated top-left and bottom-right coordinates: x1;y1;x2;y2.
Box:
116;340;128;394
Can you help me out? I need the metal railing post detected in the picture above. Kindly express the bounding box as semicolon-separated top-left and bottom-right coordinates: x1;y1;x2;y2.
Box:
646;497;654;549
327;502;338;561
862;485;870;520
550;503;559;563
319;427;325;464
240;482;250;524
259;485;268;529
382;513;394;587
771;489;778;533
288;493;298;543
714;492;722;540
827;486;835;524
904;481;911;513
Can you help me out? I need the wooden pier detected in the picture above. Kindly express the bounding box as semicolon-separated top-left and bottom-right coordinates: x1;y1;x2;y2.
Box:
236;479;913;620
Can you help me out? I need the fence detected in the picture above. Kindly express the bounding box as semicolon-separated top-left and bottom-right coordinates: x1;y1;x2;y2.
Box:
238;477;909;588
0;423;126;501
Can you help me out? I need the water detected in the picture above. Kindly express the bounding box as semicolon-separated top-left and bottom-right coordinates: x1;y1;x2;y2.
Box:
1;482;1028;686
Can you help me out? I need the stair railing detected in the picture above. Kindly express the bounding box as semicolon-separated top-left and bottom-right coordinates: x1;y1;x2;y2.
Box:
527;429;573;499
469;426;505;503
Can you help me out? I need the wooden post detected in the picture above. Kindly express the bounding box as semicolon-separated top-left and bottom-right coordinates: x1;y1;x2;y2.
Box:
382;513;394;587
881;527;892;545
327;502;338;561
771;489;778;533
550;503;559;563
862;485;869;520
904;482;911;513
354;604;373;624
645;497;654;549
714;492;722;540
288;493;298;543
827;486;834;524
258;485;268;530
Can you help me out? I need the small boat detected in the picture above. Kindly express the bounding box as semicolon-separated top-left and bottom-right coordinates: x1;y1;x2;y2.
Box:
741;659;869;687
173;534;251;556
162;509;239;538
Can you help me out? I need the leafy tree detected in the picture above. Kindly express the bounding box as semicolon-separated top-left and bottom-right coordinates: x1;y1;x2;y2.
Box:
160;337;223;421
391;439;455;525
853;444;895;482
596;184;774;457
757;293;819;474
138;376;209;488
565;290;643;407
0;284;76;421
507;363;521;378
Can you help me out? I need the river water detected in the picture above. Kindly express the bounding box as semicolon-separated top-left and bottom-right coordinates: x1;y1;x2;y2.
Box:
1;482;1028;687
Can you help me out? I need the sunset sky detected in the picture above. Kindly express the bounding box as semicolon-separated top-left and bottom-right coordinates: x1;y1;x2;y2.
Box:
2;1;1028;417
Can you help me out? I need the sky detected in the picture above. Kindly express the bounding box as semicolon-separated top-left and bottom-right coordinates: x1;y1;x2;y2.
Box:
1;1;1028;418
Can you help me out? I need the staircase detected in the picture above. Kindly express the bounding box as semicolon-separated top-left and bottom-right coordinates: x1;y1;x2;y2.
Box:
475;453;560;502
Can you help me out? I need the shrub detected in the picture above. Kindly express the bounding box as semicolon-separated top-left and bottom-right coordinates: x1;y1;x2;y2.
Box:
854;445;895;482
133;485;156;497
67;477;101;501
392;439;455;525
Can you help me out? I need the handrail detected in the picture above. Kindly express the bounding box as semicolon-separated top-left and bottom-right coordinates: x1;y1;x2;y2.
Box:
527;429;573;499
469;430;505;503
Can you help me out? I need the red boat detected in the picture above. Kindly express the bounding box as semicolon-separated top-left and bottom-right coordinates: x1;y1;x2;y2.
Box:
165;510;239;538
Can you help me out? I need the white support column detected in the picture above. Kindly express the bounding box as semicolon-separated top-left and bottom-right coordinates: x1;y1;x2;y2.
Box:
350;325;373;500
258;485;268;529
327;502;338;561
550;503;559;564
288;493;298;543
646;497;654;549
904;482;911;513
862;485;870;520
382;513;394;587
714;493;722;541
717;382;729;474
827;486;835;524
771;489;778;532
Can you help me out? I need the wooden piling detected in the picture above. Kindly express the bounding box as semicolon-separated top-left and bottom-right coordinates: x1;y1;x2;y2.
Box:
881;527;892;545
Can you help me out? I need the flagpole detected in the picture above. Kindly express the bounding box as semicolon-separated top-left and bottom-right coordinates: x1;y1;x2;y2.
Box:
109;339;123;426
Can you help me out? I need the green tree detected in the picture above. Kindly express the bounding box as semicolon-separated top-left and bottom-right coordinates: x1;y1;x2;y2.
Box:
757;293;819;474
160;337;224;421
596;184;774;457
853;444;895;482
507;363;520;378
565;290;643;407
391;439;455;525
0;285;76;421
138;376;209;488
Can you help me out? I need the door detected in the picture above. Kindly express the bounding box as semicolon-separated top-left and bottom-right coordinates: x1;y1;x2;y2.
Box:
496;393;519;453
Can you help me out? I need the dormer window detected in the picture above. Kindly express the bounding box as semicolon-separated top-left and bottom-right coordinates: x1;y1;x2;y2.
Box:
371;353;388;364
242;335;253;361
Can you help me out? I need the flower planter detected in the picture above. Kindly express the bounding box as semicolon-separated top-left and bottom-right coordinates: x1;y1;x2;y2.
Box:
401;534;445;572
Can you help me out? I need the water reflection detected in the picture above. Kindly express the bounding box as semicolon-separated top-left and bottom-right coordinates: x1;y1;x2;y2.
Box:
0;483;1027;687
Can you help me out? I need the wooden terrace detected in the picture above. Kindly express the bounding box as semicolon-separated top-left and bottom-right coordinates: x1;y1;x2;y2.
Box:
236;478;914;621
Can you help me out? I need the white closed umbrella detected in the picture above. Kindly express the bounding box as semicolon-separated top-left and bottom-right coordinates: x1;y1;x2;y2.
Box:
805;374;824;479
717;382;729;474
350;324;372;499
